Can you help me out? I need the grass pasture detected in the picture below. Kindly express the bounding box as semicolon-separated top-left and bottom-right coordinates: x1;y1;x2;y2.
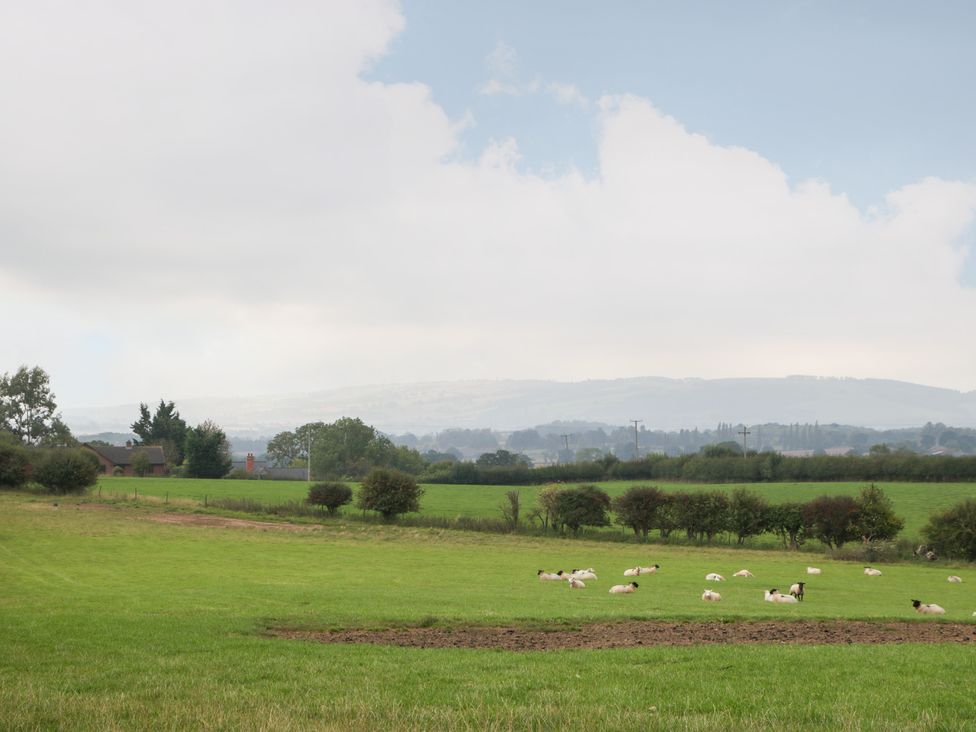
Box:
98;476;976;542
2;492;976;730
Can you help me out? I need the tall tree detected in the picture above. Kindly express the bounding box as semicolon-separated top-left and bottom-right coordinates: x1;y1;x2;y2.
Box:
131;400;188;465
184;420;232;478
0;366;70;446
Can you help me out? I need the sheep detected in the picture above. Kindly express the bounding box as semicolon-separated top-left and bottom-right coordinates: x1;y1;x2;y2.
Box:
764;588;798;604
537;570;564;581
806;567;822;575
609;582;639;594
912;599;945;615
705;573;726;582
571;569;598;581
567;576;586;589
948;575;963;583
789;582;805;601
624;564;660;577
864;567;883;576
732;569;754;578
702;589;722;601
623;567;641;577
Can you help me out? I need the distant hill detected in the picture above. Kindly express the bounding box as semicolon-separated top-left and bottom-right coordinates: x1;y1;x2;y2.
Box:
61;376;976;435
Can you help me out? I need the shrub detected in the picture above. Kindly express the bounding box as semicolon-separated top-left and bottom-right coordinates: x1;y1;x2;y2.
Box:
112;466;124;476
33;448;99;494
728;487;769;545
225;468;251;480
307;481;353;515
804;495;859;549
612;485;668;541
131;450;152;477
356;468;423;521
852;483;904;543
553;484;611;536
0;438;30;489
923;498;976;561
499;490;521;531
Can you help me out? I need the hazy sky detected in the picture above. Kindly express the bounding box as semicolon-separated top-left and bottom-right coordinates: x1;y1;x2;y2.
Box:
2;1;975;410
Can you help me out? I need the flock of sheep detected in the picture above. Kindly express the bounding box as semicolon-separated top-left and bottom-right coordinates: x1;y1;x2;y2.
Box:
538;565;968;616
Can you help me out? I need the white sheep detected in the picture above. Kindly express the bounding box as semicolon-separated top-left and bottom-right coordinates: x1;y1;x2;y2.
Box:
947;575;963;583
624;564;660;576
789;582;805;601
912;599;945;615
567;576;586;589
701;589;722;601
764;588;798;604
863;567;883;576
623;567;641;577
537;570;564;581
806;567;822;575
571;569;598;581
705;573;726;582
609;582;639;594
732;569;754;578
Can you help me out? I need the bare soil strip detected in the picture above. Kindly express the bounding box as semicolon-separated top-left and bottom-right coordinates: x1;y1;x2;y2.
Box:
274;620;976;651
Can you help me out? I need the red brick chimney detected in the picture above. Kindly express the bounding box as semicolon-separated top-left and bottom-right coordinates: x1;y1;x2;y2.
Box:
246;452;254;473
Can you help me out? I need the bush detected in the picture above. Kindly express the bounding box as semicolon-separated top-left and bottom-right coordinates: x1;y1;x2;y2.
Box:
225;468;251;480
33;448;99;494
553;484;611;536
852;483;904;543
923;499;976;561
307;481;353;515
356;468;423;521
804;495;859;549
612;485;668;541
0;438;30;489
112;466;124;476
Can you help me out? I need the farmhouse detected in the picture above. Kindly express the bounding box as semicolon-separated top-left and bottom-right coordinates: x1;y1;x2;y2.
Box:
228;452;308;480
83;442;167;476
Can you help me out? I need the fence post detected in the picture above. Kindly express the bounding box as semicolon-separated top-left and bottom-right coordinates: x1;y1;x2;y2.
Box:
204;495;208;508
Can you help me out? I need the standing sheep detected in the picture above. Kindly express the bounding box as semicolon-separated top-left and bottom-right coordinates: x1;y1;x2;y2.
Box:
789;582;805;601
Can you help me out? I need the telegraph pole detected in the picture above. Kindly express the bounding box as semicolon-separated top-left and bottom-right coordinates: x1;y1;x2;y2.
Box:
631;419;643;460
738;426;751;457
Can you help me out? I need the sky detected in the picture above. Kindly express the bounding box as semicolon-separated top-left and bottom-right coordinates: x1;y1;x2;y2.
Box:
1;0;975;410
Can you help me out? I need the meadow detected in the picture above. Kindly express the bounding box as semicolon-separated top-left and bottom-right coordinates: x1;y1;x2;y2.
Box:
98;476;976;542
2;491;976;730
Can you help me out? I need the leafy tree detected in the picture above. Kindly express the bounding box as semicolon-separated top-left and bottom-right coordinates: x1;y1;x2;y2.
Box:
476;449;530;468
506;429;544;451
131;400;188;465
537;484;566;532
307;482;353;515
131;450;152;478
33;448;99;494
0;435;30;488
267;429;301;467
357;468;423;521
653;494;683;539
499;490;521;531
612;485;668;541
922;499;976;561
765;502;807;550
701;441;743;458
803;495;860;549
0;366;69;446
553;484;611;536
729;488;769;545
852;484;904;543
184;421;232;478
306;417;422;479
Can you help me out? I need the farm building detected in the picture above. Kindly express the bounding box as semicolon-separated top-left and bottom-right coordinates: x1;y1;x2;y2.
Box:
228;452;308;480
83;442;167;476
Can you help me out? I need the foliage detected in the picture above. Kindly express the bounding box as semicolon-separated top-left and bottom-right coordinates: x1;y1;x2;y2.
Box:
32;448;99;494
611;485;668;540
0;435;30;488
852;484;904;542
499;490;521;531
536;484;566;532
0;365;70;446
184;421;232;479
356;468;423;520
131;400;188;465
476;449;531;468
307;482;353;515
131;450;153;477
803;495;860;549
553;484;611;535
765;501;807;550
728;488;769;544
922;498;976;561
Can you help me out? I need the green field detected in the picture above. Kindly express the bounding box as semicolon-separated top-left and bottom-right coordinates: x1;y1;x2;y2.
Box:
2;491;976;730
98;476;976;542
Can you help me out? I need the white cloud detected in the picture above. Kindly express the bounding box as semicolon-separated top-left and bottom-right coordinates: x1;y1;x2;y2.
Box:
547;82;589;108
485;40;518;76
2;2;976;410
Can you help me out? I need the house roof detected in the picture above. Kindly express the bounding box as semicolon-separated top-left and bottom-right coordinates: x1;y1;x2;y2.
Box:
84;443;166;466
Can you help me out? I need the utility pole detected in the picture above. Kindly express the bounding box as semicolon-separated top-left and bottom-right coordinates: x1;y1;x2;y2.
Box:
631;419;643;460
307;430;312;482
561;434;571;451
738;426;751;457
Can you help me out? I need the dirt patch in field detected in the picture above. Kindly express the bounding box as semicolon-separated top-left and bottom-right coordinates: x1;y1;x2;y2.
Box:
274;620;976;651
63;502;324;533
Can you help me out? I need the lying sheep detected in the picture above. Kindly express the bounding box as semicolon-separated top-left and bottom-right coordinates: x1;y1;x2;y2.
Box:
948;575;963;583
705;573;726;582
701;589;722;602
609;582;639;594
789;582;805;601
624;565;660;577
764;588;798;604
567;576;586;589
571;569;598;581
537;570;564;581
912;599;945;615
864;567;883;576
732;569;754;578
807;567;822;575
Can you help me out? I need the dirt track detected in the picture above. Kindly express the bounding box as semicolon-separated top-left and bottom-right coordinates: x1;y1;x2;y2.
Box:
275;619;976;651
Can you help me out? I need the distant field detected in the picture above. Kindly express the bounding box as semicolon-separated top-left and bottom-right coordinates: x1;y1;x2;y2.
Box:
2;493;975;730
99;476;976;542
